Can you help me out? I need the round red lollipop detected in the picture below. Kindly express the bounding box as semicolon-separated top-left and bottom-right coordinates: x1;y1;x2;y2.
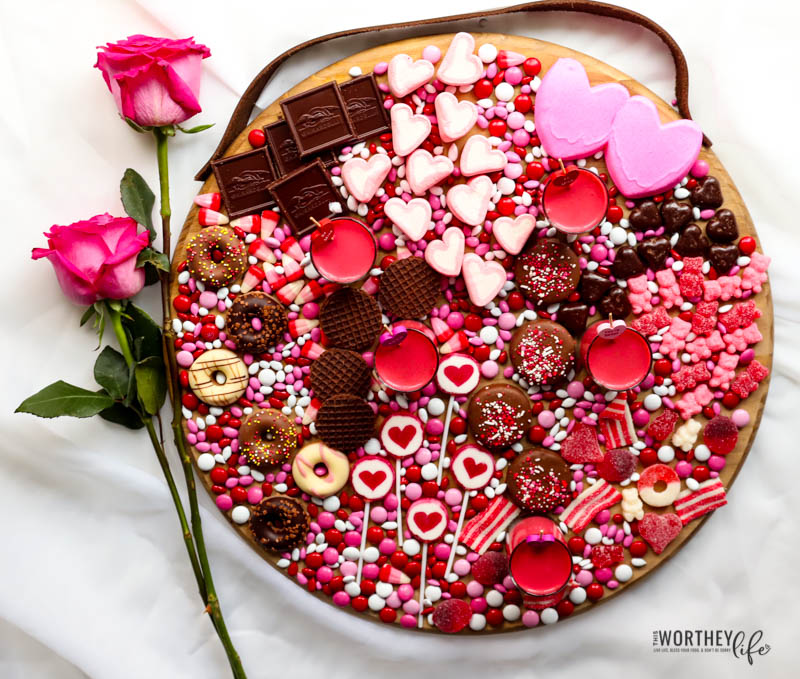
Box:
351;455;395;501
380;412;424;458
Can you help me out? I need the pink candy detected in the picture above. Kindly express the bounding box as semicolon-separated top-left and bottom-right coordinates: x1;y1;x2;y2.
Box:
655;269;682;308
626;274;652;314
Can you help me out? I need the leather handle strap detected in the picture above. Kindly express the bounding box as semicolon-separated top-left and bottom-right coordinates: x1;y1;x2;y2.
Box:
196;0;710;180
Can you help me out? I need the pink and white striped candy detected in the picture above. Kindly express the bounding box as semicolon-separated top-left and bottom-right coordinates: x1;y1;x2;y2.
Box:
351;456;395;501
380;412;424;458
194;192;221;210
198;208;228;227
451;444;494;490
559;479;622;532
436;353;480;394
407;498;448;542
673;479;727;525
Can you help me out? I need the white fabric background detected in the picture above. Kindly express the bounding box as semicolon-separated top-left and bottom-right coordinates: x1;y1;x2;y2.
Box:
1;0;798;676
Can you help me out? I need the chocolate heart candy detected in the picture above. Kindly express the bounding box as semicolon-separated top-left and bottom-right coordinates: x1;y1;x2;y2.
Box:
709;243;739;273
598;287;632;319
557;302;589;335
579;271;613;303
674;224;709;257
706;209;739;243
637;236;670;271
690;176;723;209
628;200;662;232
661;200;693;233
612;246;645;279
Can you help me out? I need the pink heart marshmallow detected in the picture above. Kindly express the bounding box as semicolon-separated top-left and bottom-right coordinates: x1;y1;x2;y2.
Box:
446;175;493;226
405;149;454;195
492;213;536;255
341;154;392;203
424;226;465;277
434;92;478;143
384;197;432;242
461;253;506;307
459;134;508;176
391;103;431;157
387;54;435;98
437;32;483;86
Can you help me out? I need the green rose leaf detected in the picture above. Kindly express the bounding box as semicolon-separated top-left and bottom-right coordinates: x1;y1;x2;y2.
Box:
136;247;170;287
177;123;215;134
93;346;130;401
123;303;162;361
123;117;151;134
80;305;97;327
16;381;114;419
120;168;155;240
135;356;167;415
99;402;144;430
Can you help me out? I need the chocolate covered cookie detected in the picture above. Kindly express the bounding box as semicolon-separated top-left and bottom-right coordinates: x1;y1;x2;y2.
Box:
468;383;533;451
510;320;575;385
514;238;579;304
506;448;572;513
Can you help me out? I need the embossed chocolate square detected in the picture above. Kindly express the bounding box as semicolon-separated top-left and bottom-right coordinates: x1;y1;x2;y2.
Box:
338;74;389;140
211;148;276;219
264;119;337;177
268;159;340;237
280;82;354;157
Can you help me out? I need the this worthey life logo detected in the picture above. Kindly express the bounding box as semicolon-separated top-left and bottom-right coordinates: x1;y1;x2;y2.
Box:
652;629;771;665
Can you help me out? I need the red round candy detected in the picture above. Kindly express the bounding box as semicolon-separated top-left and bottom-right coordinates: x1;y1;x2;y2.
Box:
522;57;541;76
556;600;574;617
351;595;369;612
496;196;516;216
692;465;711;482
432;598;472;633
738;236;756;255
629;540;647;557
486;608;505;626
653;359;672;377
525;161;545;180
606;205;623;223
474;79;493;99
586;583;604;601
367;526;384;544
173;295;192;312
449;581;467;598
514;94;532;113
305;552;323;569
639;447;658;466
248;128;266;148
568;536;586;555
488;119;507;137
379;607;397;623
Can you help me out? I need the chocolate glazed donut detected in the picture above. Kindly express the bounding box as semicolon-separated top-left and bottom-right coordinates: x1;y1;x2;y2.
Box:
227;292;288;354
249;497;309;552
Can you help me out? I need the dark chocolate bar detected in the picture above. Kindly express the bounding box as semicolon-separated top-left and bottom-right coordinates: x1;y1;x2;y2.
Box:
268;159;341;238
264;119;304;176
280;82;354;157
338;74;390;140
211;147;276;219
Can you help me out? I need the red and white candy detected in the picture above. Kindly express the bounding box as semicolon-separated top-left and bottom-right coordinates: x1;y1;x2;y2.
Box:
450;444;494;490
380;412;424;458
436;352;480;394
637;463;681;507
407;498;449;542
350;456;394;501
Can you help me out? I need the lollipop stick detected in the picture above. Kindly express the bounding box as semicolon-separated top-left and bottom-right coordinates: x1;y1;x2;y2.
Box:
436;395;455;484
444;493;470;579
355;501;370;585
417;544;428;629
395;459;403;547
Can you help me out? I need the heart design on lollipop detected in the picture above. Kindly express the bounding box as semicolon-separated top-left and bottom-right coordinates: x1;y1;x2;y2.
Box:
380;412;424;458
451;444;494;489
351;455;395;500
407;498;448;542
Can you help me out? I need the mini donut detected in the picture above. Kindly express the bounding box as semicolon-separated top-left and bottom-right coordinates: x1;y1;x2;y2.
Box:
187;226;247;288
514;238;580;303
291;442;350;498
249;497;309;552
187;349;248;406
227;292;288;354
510;320;575;385
467;383;533;451
239;408;297;466
637;463;681;507
506;448;572;513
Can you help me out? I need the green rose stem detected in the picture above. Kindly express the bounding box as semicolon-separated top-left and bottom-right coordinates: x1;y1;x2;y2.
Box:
152;128;246;679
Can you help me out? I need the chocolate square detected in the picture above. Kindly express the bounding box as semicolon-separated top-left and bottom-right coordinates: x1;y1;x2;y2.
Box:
338;74;390;140
264;119;304;176
211;148;276;219
268;160;341;238
280;82;354;157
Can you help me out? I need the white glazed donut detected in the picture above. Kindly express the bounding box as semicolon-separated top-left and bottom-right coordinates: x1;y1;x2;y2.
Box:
187;349;248;406
291;442;350;498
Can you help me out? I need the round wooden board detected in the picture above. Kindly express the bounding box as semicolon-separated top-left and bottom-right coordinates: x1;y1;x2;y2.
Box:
171;32;773;633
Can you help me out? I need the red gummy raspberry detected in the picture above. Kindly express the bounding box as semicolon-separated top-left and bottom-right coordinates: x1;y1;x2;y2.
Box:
703;415;739;455
471;550;509;586
596;448;637;483
431;598;472;633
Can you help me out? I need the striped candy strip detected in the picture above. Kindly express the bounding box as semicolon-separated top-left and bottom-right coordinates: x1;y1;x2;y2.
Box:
673;479;727;525
598;396;637;448
460;496;520;554
560;479;622;532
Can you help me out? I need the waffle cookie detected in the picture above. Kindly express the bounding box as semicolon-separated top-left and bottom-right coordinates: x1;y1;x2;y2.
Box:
319;287;381;351
378;256;440;319
315;394;376;451
309;348;371;401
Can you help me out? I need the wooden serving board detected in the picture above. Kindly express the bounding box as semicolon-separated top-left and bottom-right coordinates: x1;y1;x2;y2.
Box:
171;32;773;632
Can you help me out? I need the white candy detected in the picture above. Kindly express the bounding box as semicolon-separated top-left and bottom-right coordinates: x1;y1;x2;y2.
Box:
345;582;361;597
503;604;521;621
403;538;421;556
367;594;385;611
197;453;215;471
609;226;628;245
469;613;487;631
425;585;442;603
231;506;250;525
258;369;276;387
342;547;360;561
584;527;603;545
540;608;559;625
495;82;515;101
615;564;633;582
323;496;340;512
427;398;445;416
643;394;662;411
569;587;587;605
485;590;504;607
479;326;499;344
694;444;711;462
657;445;676;463
421;463;439;481
362;547;380;563
375;582;393;598
478;43;498;63
363;438;381;454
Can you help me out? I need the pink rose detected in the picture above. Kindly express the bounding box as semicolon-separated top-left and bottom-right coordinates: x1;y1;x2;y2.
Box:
32;214;150;305
95;35;210;127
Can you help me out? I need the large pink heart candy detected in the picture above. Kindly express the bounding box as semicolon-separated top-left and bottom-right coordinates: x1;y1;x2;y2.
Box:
405;149;454;196
384;197;432;242
534;58;629;160
434;92;478;143
459;135;507;177
461;253;506;307
391;103;431;157
387;53;434;98
447;175;493;226
437;32;483;86
424;226;465;276
341;154;392;203
605;95;703;198
492;213;536;255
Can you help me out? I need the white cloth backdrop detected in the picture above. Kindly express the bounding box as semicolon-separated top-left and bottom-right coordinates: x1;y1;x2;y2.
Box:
1;0;798;677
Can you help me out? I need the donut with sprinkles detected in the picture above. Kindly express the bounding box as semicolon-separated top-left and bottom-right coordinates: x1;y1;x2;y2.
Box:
187;225;246;288
507;448;573;513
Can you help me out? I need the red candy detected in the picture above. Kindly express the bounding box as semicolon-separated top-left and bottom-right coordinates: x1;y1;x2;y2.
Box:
560;423;604;464
702;415;738;455
647;409;679;442
471;550;509;585
590;544;624;568
247;128;266;148
596;448;637;483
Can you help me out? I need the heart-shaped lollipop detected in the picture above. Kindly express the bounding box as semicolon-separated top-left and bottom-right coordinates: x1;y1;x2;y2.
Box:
351;455;395;500
597;318;627;339
407;498;448;542
436;353;481;395
380;412;424;458
450;444;494;490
